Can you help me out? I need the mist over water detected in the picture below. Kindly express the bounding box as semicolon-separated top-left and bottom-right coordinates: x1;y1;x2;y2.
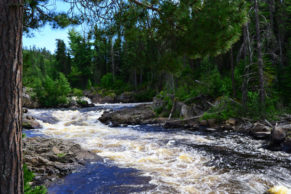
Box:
26;104;291;193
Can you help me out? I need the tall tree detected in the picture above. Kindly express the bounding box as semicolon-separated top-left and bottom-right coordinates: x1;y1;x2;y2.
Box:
0;0;24;193
55;39;70;76
254;0;266;110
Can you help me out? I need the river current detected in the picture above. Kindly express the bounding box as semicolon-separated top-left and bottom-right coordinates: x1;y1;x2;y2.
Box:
25;104;291;194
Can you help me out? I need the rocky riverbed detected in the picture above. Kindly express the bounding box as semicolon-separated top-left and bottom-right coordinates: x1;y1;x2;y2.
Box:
99;104;291;153
23;105;291;193
23;137;102;187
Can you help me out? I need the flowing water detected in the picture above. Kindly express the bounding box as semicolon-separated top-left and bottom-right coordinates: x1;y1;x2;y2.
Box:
25;104;291;194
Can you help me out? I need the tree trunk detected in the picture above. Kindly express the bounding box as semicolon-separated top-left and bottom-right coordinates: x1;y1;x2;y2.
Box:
254;0;265;110
111;38;115;80
242;23;253;113
134;69;137;90
230;48;236;97
0;0;24;193
242;25;249;112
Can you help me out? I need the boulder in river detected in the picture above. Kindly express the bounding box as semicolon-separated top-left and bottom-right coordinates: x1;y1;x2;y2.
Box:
249;122;272;139
99;104;156;126
23;137;102;187
23;115;42;129
271;124;287;143
164;117;200;129
116;91;136;103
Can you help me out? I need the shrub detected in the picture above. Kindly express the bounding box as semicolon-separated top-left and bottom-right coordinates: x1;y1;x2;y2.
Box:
134;89;156;102
35;73;72;107
100;73;131;94
201;96;241;121
72;88;83;97
24;164;47;194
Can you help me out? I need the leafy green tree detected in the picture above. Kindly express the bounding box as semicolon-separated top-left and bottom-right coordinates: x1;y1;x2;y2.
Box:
55;39;71;76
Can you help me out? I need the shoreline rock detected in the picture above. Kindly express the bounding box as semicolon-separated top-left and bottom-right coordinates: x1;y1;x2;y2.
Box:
23;137;102;187
99;104;156;126
98;104;291;153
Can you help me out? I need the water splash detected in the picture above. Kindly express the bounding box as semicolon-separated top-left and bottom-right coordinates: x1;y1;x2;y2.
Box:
27;105;291;193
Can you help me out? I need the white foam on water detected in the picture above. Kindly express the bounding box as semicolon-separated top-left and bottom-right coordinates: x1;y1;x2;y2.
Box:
28;107;291;193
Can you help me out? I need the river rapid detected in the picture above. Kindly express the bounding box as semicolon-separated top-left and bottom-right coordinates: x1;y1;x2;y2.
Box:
25;104;291;194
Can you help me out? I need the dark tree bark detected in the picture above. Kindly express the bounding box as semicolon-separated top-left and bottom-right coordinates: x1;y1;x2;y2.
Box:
254;0;265;109
111;37;115;80
0;0;24;193
242;25;249;112
242;23;253;113
230;48;236;97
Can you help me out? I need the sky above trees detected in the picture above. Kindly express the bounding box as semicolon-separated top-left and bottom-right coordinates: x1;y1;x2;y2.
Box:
23;0;81;52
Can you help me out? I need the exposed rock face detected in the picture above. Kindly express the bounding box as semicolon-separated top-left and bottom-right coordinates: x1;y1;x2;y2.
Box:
22;115;42;129
22;87;40;108
23;137;102;187
87;91;137;104
283;135;291;153
116;92;135;103
269;124;291;152
180;104;194;119
88;93;116;104
271;125;287;143
68;96;94;108
164;117;200;129
249;122;272;139
99;104;156;126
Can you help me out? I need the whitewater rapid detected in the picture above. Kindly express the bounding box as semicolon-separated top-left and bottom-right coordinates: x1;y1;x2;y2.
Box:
26;105;291;193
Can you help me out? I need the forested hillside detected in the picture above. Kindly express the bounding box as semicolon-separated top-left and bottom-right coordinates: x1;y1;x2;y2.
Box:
23;0;290;119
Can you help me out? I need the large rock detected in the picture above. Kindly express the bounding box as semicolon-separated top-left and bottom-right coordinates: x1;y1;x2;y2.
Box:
152;97;166;110
99;104;156;126
68;96;94;108
23;137;102;187
271;125;287;143
283;135;291;153
100;95;116;103
164;117;200;129
116;92;135;103
22;87;40;108
249;122;272;139
180;104;194;119
22;115;42;129
90;93;116;104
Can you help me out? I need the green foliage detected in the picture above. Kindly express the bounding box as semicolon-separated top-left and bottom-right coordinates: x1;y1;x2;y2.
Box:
24;164;47;194
134;90;156;102
100;73;130;94
72;88;83;97
57;153;66;158
35;73;71;107
155;91;174;116
201;96;241;121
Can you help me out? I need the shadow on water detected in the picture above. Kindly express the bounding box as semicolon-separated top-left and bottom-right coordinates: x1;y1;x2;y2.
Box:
27;106;291;192
48;161;155;194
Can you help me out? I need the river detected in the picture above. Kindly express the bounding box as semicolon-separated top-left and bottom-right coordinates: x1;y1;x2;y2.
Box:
24;104;291;194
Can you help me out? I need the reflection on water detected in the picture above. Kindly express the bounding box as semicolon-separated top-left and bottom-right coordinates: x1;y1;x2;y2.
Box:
48;162;155;194
26;105;291;193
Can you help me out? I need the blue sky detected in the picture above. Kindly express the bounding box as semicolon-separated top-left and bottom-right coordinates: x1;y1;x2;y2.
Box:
23;0;81;53
23;25;72;53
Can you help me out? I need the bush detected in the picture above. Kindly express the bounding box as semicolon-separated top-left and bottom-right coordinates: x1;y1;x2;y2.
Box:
35;73;72;107
100;73;130;94
72;88;83;97
24;164;47;194
134;89;156;102
155;91;174;116
201;96;241;121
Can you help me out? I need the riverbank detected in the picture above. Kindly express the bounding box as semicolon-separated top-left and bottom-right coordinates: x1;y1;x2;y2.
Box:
99;104;291;153
23;137;102;187
22;104;291;193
